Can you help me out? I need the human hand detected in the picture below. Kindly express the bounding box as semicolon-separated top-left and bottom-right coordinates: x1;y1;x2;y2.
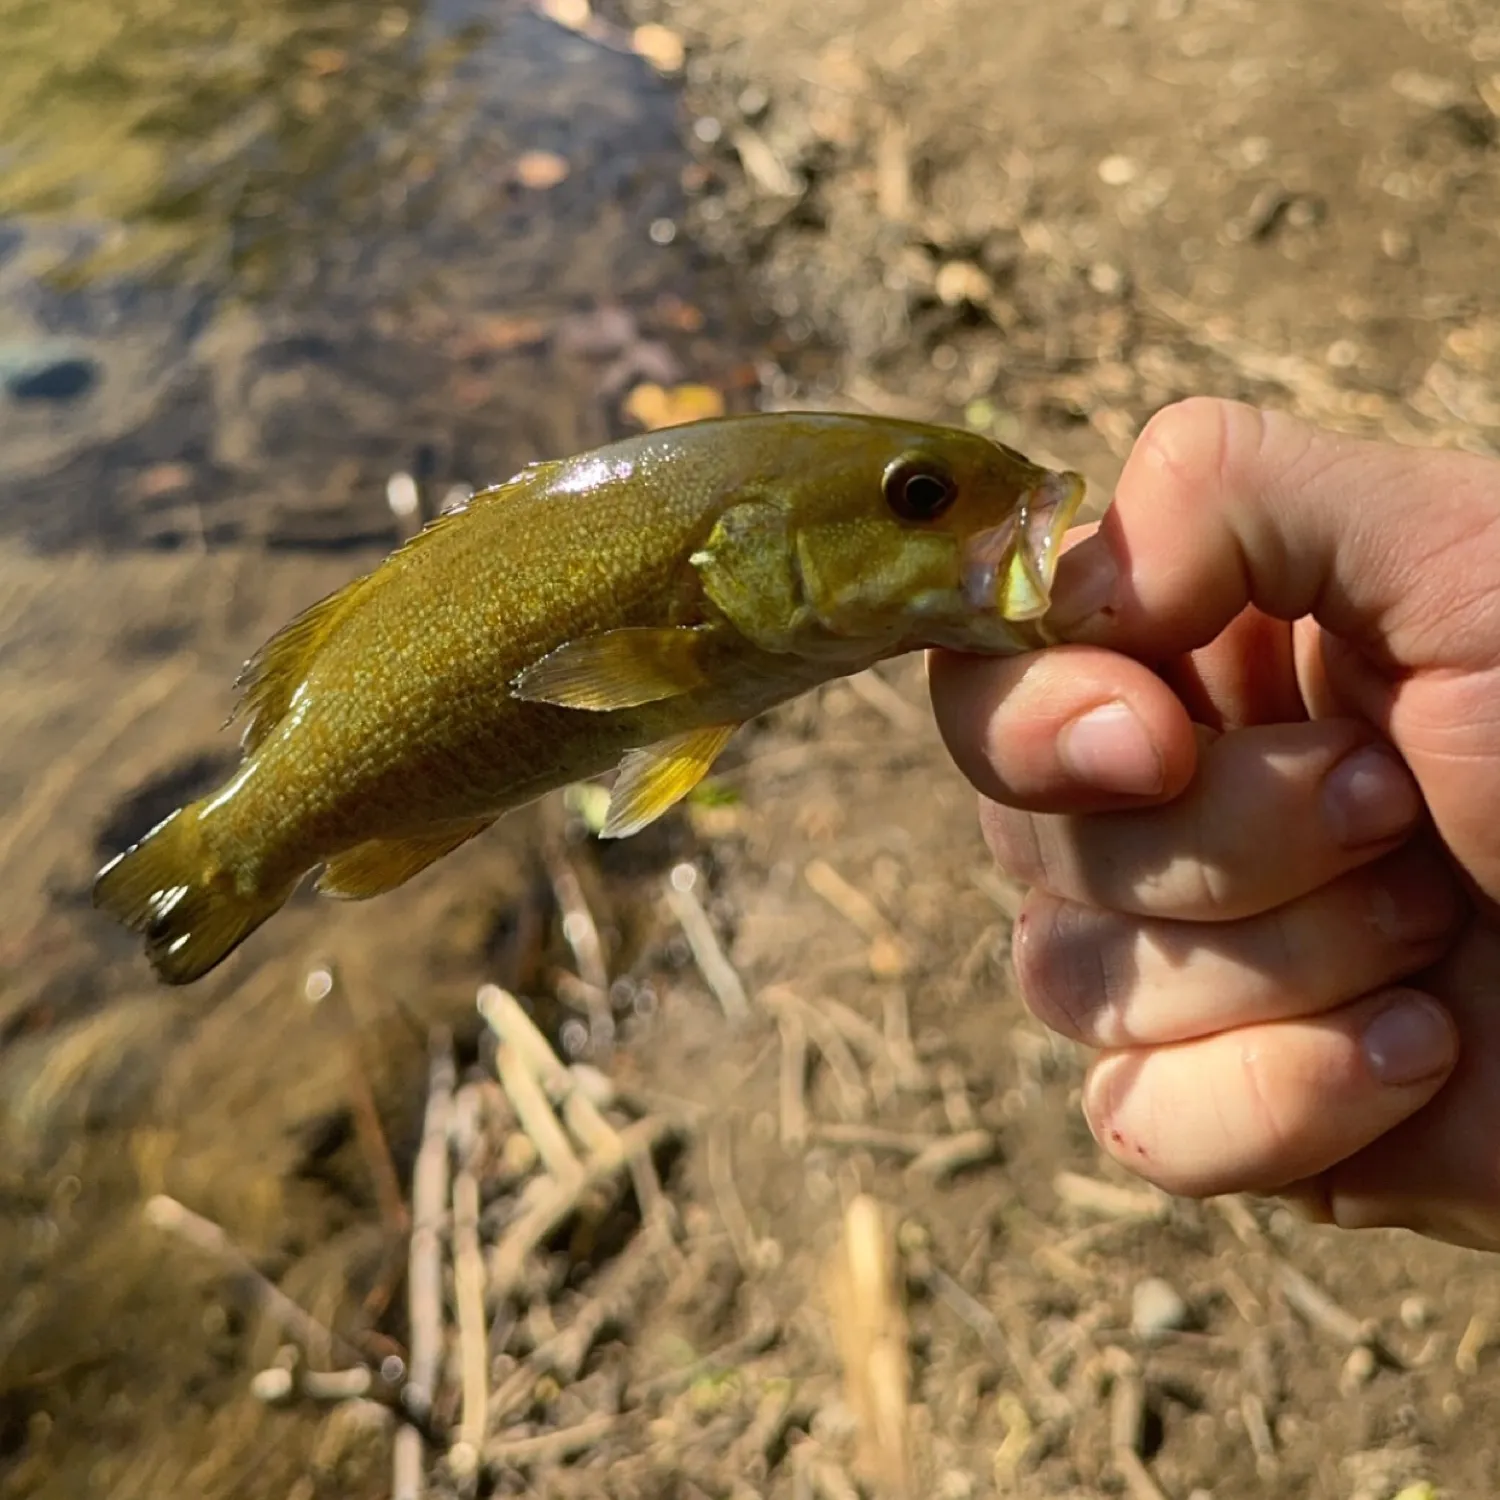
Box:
930;397;1500;1251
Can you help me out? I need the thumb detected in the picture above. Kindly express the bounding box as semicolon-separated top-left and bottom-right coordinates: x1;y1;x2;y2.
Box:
1047;398;1500;671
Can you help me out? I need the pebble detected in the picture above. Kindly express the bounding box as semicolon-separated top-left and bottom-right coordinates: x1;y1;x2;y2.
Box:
4;353;98;402
933;260;994;307
1088;261;1127;296
1132;1276;1191;1340
1400;1295;1435;1331
386;471;420;520
1381;225;1417;262
250;1367;295;1404
1339;1344;1378;1393
1098;153;1139;186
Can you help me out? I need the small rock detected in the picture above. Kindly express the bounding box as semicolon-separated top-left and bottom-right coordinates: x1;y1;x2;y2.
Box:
5;354;98;402
386;471;420;520
1098;153;1139;186
250;1367;295;1404
736;85;769;120
1391;69;1464;111
1339;1344;1378;1393
1132;1276;1191;1340
933;260;995;308
632;23;684;74
1400;1295;1435;1331
514;150;571;190
1381;225;1416;262
1088;261;1127;297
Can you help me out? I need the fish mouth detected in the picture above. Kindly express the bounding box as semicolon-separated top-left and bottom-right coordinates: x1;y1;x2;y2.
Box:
962;468;1087;621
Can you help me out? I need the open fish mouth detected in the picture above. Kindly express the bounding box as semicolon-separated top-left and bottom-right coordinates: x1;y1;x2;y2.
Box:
961;468;1087;620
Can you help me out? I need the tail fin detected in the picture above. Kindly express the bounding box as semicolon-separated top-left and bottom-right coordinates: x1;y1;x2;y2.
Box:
92;809;292;985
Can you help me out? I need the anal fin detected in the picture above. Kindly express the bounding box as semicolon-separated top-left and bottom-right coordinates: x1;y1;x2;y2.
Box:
601;723;738;839
316;819;494;899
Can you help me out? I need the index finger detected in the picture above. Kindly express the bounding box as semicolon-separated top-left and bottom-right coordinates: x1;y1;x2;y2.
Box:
1046;398;1500;668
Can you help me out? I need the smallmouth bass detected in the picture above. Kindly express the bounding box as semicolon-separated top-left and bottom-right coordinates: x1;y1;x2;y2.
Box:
95;413;1085;984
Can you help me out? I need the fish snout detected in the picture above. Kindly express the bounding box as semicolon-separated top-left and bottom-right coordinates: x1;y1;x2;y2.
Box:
961;467;1087;621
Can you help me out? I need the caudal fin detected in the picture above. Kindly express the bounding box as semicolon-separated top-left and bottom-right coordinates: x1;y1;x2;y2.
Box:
92;809;292;985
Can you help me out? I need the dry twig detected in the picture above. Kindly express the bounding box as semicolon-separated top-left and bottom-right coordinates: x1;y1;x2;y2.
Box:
1275;1263;1393;1361
665;863;751;1023
707;1116;773;1275
846;667;928;733
144;1196;363;1371
485;1413;623;1470
825;1195;912;1499
925;1265;1071;1422
804;858;910;976
1053;1171;1172;1222
479;984;623;1163
395;1027;456;1500
761;986;871;1121
1105;1346;1168;1500
905;1128;995;1181
451;1105;489;1457
488;1113;687;1305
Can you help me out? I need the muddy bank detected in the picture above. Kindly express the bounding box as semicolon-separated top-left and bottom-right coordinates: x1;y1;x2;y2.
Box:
642;0;1500;475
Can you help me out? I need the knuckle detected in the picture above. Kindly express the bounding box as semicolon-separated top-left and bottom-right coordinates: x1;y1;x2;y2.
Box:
1013;896;1124;1046
979;798;1042;883
1137;397;1267;497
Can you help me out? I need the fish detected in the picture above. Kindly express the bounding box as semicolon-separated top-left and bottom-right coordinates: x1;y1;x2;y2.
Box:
93;412;1085;985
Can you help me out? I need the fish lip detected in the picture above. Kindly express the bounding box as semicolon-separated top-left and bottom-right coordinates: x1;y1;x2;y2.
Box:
961;469;1087;618
1021;467;1088;594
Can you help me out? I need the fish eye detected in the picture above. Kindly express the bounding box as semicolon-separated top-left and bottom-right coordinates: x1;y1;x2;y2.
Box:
883;456;957;522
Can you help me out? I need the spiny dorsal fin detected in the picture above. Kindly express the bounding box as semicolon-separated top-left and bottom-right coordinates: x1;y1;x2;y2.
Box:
230;577;372;755
230;461;562;754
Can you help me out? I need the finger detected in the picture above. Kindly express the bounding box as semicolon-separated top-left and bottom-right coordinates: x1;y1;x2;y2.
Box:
981;720;1425;919
1156;606;1305;732
1013;841;1463;1047
928;645;1198;813
1312;922;1500;1251
1082;987;1457;1198
1045;396;1500;664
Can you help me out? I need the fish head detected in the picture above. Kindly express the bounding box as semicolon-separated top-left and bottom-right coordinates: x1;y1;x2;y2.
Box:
781;422;1087;657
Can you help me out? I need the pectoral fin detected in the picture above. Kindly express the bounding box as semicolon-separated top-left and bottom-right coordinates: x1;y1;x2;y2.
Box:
600;724;738;838
512;626;712;711
316;819;495;899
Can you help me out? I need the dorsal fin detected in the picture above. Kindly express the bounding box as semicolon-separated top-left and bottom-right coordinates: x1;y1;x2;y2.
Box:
228;462;560;754
229;577;373;754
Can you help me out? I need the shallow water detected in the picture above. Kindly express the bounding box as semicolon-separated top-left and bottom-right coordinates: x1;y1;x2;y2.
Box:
0;3;771;1491
0;0;768;551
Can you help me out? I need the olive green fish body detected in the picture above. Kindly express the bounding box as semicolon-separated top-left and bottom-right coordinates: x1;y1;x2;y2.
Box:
94;414;1085;984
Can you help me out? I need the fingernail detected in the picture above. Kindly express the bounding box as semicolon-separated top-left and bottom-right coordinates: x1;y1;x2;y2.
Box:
1322;745;1421;848
1362;996;1454;1086
1058;700;1164;796
1046;539;1118;632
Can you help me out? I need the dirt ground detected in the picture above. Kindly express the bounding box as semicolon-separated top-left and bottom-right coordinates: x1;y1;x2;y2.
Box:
8;0;1500;1497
